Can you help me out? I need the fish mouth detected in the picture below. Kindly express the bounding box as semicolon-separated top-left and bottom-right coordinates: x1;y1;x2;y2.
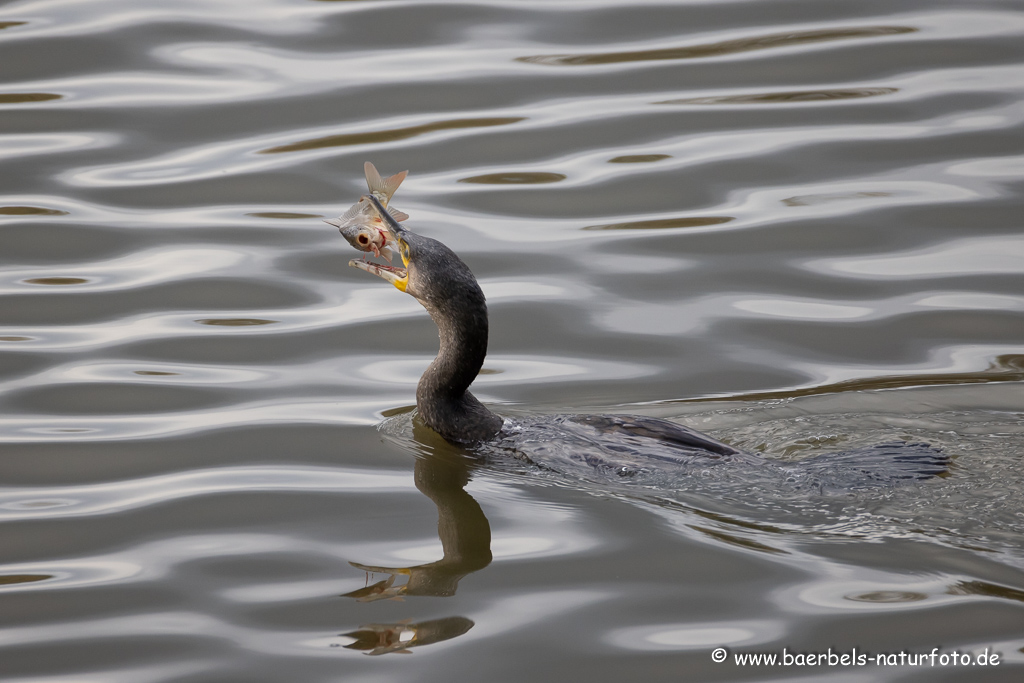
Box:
349;258;408;292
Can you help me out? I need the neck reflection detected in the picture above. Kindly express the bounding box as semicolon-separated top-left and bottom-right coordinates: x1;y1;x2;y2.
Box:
339;416;492;654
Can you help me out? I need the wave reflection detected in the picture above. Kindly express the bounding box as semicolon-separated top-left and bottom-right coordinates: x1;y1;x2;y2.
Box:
518;26;917;65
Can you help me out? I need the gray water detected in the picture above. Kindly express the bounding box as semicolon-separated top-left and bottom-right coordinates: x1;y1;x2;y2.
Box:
1;0;1023;680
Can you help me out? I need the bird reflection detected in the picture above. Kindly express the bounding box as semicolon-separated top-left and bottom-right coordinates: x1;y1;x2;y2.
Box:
340;616;475;656
339;416;491;654
342;574;402;602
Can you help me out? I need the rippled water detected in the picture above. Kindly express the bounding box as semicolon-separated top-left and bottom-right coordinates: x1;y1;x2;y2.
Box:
2;0;1023;680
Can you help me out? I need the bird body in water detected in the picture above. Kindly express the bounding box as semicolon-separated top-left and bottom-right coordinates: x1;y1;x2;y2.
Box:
346;191;947;488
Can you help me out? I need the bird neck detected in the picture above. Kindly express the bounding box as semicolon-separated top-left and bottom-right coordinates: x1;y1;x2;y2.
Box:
416;295;503;443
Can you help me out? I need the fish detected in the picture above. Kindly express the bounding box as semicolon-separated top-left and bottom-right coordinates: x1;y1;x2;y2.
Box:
326;196;409;261
362;161;407;206
339;574;405;602
325;162;409;261
341;620;417;656
341;562;410;602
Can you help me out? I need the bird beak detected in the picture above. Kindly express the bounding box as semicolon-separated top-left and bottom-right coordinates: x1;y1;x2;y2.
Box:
349;258;408;292
349;194;410;291
365;194;407;238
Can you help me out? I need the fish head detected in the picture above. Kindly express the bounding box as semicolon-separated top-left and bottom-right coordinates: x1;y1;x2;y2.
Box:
327;195;409;260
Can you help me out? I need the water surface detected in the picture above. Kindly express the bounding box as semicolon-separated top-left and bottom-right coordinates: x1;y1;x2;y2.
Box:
1;0;1023;680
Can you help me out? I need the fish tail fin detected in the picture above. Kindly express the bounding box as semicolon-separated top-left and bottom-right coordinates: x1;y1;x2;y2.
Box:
364;161;408;204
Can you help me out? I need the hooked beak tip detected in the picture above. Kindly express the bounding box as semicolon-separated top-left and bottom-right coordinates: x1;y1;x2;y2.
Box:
349;258;409;292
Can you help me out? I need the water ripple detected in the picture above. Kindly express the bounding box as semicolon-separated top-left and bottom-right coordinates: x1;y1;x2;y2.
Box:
1;0;1023;679
656;87;899;105
0;399;397;442
518;26;918;66
262;117;525;154
806;235;1024;279
0;466;412;520
0;248;247;293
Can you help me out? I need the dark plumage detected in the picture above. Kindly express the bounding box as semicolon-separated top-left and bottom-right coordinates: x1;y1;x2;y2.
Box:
354;195;502;443
401;229;504;443
350;194;948;486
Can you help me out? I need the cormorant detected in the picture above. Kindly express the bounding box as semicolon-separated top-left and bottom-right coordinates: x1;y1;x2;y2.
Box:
348;195;948;486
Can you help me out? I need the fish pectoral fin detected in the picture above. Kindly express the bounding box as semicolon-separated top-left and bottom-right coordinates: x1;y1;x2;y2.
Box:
323;218;343;228
336;199;368;223
387;207;409;222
